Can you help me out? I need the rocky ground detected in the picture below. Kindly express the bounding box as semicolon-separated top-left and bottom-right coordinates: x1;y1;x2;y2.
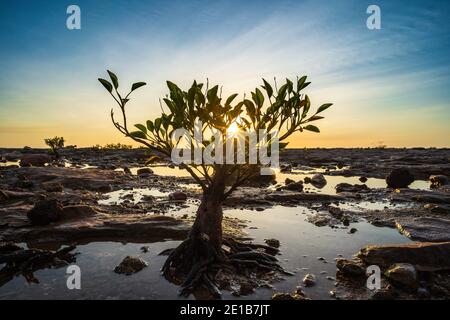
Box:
1;147;449;299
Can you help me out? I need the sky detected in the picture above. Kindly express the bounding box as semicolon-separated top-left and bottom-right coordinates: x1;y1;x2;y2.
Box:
0;0;449;148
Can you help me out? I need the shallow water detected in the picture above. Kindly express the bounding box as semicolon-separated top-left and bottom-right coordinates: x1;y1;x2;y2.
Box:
0;205;411;300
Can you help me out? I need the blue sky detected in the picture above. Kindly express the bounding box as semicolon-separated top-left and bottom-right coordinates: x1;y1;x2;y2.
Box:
0;0;449;147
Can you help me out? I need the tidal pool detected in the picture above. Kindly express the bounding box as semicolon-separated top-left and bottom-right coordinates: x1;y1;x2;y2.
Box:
0;205;411;300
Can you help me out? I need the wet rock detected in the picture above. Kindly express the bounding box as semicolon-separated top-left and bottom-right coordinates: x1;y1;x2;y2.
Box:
271;290;308;300
349;228;357;234
370;288;397;300
417;287;431;299
264;238;280;248
0;242;22;254
303;177;312;184
140;246;149;253
27;199;63;226
280;164;292;172
307;214;331;227
385;263;418;290
357;242;450;271
359;176;368;183
123;167;132;175
336;258;366;276
114;256;148;275
335;183;369;193
386;168;414;188
310;174;327;189
284;181;304;192
285;178;295;185
169;192;187;201
395;217;450;242
303;273;316;287
20;154;53;167
137;168;154;176
430;175;448;188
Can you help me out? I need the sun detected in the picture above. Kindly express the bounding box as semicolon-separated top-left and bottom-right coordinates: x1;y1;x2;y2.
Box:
226;121;239;135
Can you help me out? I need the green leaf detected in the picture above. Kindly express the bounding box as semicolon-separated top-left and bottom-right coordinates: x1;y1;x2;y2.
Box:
317;103;333;114
262;79;273;97
154;118;162;132
131;82;146;92
255;88;265;107
107;70;119;89
129;131;147;139
135;124;147;134
307;115;324;122
303;125;320;133
225;93;238;107
98;78;113;93
297;76;307;90
146;120;154;131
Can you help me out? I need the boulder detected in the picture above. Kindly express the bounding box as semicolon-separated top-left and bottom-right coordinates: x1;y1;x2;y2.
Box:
114;256;148;275
136;168;154;176
430;175;448;188
27;199;63;226
302;273;316;287
395;217;450;242
386;168;414;188
169;192;187;201
359;176;368;183
335;183;369;193
336;258;366;276
20;154;52;167
284;181;304;192
357;241;450;271
264;238;280;248
310;174;327;189
385;263;418;289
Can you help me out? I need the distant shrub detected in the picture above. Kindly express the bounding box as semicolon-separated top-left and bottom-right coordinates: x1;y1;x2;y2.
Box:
44;136;65;158
92;143;133;150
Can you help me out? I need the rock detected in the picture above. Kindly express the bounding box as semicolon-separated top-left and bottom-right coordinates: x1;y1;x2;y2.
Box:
169;192;187;201
264;238;280;248
336;258;366;276
0;242;22;254
335;183;369;193
385;263;418;289
310;174;327;189
123;167;132;175
359;176;368;183
303;177;312;184
349;228;357;234
140;246;149;253
302;273;316;287
237;282;254;295
280;164;292;172
370;288;396;300
307;214;331;227
284;181;304;192
386;168;414;188
395;217;450;242
430;175;448;188
417;287;430;299
20;154;52;167
136;168;154;176
271;291;308;300
27;199;63;226
357;242;450;271
285;178;295;185
114;256;148;275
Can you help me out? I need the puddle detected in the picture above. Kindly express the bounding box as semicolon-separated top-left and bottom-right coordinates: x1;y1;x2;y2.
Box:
275;170;430;195
98;188;171;205
0;205;411;300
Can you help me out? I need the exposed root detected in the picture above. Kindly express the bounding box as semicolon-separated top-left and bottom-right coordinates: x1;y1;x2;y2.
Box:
161;236;290;299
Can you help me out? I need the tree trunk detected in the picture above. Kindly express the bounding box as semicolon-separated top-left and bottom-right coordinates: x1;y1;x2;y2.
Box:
190;192;224;252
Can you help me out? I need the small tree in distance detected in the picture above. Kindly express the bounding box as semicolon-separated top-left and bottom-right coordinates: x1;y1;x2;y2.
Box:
44;136;65;159
98;70;332;297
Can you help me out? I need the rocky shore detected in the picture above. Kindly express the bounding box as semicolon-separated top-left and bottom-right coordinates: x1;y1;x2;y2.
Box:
1;147;449;299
